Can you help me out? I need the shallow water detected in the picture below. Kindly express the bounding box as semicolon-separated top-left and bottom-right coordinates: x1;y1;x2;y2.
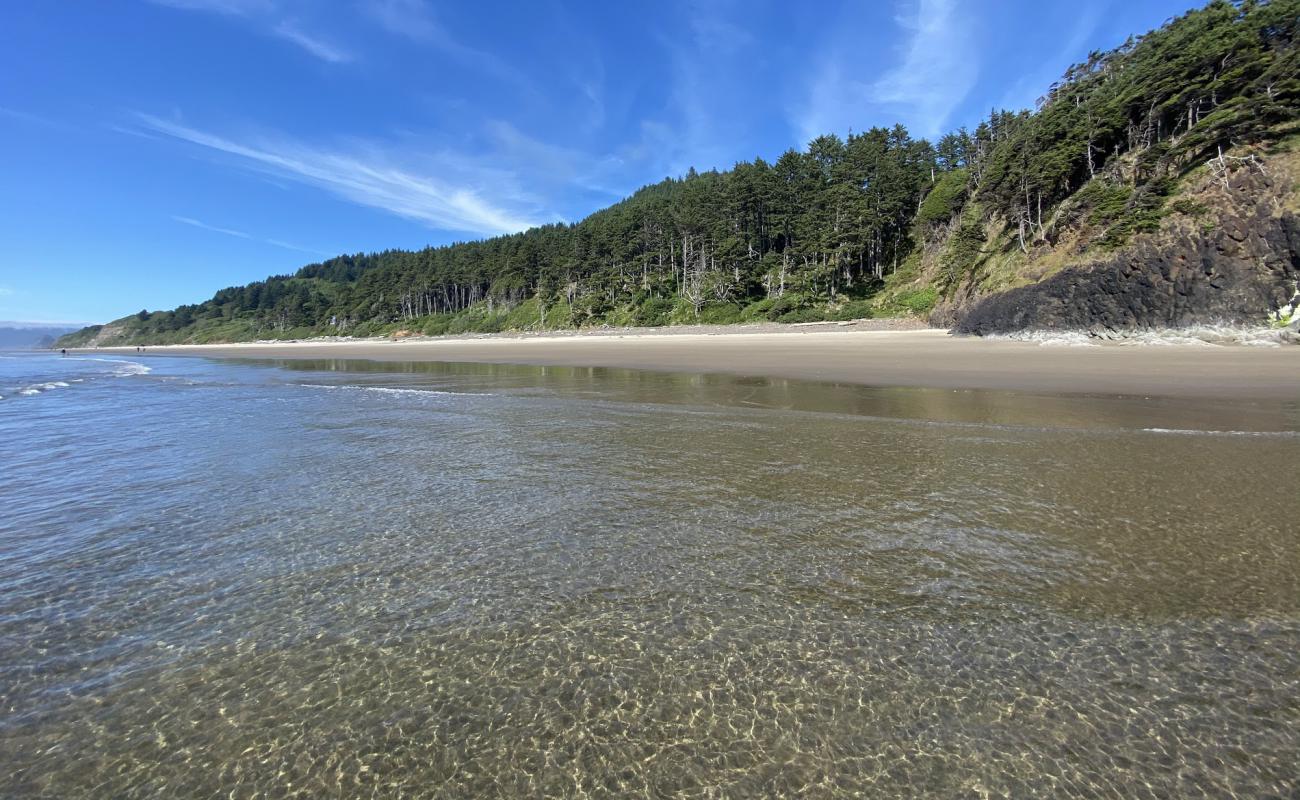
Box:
1;352;1298;797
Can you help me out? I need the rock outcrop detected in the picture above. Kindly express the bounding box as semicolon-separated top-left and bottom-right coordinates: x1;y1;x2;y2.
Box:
953;167;1300;336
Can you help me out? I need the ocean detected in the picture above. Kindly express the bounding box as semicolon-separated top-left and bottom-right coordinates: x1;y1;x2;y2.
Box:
1;350;1298;796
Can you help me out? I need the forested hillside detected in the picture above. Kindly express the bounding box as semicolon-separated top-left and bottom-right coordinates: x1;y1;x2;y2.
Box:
59;0;1299;347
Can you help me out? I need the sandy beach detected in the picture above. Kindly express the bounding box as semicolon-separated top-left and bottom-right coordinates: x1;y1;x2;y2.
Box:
86;326;1300;400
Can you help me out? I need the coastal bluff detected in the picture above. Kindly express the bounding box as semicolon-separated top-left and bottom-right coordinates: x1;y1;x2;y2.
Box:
953;166;1300;336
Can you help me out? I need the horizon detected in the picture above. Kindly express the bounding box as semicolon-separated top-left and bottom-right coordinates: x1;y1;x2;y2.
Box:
0;320;89;329
2;0;1198;326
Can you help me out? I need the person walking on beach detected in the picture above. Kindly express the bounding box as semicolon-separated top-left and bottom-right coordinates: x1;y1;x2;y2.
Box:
60;349;66;356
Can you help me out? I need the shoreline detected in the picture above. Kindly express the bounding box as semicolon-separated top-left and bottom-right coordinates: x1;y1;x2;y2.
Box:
84;326;1300;401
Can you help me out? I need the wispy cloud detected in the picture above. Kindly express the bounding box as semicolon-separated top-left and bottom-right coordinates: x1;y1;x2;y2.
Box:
0;106;67;130
362;0;533;92
871;0;976;137
149;0;351;64
271;20;352;63
173;215;250;239
0;286;14;297
364;0;439;40
483;121;628;200
995;7;1103;111
795;0;978;142
147;0;273;16
136;113;546;235
171;215;332;255
651;0;764;176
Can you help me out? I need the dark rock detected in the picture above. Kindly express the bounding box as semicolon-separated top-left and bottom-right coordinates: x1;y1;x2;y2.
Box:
954;205;1300;336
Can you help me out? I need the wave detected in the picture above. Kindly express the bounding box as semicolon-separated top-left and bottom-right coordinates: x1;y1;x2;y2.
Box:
5;359;151;400
74;357;153;376
990;330;1099;347
1142;427;1299;438
990;325;1296;348
298;383;461;397
13;381;73;397
1115;326;1295;347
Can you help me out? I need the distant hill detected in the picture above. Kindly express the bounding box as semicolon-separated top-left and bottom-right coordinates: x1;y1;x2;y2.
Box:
60;0;1300;347
0;325;80;349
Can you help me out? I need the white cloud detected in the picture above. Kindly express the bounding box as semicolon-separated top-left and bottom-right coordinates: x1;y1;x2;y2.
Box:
173;215;251;239
795;0;978;142
483;121;626;199
995;8;1102;112
651;0;764;176
0;286;14;297
265;238;322;253
363;0;439;41
0;106;63;129
147;0;273;16
361;0;536;96
171;215;331;256
149;0;351;64
271;21;352;63
137;113;547;236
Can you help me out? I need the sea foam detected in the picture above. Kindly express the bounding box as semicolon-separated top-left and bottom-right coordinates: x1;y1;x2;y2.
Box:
76;358;153;376
300;383;458;397
111;361;152;376
1141;427;1299;438
988;330;1099;347
13;381;73;396
991;325;1295;348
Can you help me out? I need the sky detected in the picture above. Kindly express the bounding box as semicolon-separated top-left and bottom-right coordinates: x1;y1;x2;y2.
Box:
1;0;1200;324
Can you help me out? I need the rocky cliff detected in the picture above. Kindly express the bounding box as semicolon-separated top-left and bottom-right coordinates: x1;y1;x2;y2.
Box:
931;143;1300;338
954;169;1300;335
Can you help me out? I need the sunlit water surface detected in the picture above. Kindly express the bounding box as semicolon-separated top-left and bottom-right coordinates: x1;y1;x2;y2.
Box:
1;352;1298;797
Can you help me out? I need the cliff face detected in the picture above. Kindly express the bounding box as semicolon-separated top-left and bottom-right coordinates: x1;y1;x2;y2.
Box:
941;148;1300;336
955;171;1299;334
53;323;123;349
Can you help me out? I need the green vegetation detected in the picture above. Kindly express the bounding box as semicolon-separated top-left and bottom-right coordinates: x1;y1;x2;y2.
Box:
916;169;969;228
60;1;1300;347
933;0;1298;283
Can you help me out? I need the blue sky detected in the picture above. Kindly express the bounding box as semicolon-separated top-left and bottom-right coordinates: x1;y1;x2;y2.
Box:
1;0;1198;324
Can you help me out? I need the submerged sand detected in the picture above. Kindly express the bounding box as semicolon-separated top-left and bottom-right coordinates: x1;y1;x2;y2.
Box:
84;327;1300;401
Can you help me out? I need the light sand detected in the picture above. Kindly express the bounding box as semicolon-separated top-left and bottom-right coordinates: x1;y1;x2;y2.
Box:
90;328;1300;400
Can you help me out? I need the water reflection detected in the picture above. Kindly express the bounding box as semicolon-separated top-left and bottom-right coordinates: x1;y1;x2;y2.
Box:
251;356;1300;433
1;355;1296;797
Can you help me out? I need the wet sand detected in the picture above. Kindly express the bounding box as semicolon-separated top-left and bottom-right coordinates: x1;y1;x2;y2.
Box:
93;328;1300;400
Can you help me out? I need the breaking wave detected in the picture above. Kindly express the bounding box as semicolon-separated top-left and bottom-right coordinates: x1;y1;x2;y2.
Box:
74;357;153;376
14;381;73;397
991;325;1296;348
1142;427;1299;438
988;330;1099;347
299;383;461;397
